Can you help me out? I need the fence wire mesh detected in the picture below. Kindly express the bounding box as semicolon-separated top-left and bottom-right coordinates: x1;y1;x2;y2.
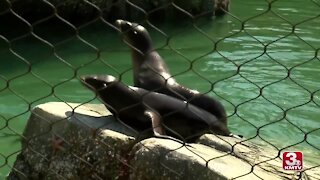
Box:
0;0;320;179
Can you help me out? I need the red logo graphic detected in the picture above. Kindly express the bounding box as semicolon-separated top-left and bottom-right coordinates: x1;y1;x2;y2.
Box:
282;151;303;171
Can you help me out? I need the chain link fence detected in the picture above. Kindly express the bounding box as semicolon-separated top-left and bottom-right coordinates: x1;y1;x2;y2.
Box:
0;0;319;179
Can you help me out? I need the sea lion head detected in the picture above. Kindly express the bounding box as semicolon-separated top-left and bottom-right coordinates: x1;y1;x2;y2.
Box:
80;75;117;91
115;19;153;54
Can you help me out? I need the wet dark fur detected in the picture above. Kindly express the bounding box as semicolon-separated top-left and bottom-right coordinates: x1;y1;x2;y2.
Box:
81;75;231;142
115;19;228;129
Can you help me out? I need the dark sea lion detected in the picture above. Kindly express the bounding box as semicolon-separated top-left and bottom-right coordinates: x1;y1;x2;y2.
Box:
115;19;228;129
80;75;231;142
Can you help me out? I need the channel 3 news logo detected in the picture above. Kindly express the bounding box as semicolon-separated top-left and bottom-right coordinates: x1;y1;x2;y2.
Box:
282;152;303;171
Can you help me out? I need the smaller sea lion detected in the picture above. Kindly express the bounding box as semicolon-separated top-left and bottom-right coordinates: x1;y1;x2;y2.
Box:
80;75;232;142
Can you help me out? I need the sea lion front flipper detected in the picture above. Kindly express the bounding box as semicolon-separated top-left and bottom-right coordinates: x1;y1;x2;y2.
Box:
230;134;244;139
144;110;165;136
144;110;189;145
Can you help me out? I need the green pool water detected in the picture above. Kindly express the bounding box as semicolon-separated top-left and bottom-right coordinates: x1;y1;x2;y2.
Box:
0;0;319;178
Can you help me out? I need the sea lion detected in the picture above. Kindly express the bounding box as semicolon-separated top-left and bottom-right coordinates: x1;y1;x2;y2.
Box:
115;19;228;128
80;75;231;142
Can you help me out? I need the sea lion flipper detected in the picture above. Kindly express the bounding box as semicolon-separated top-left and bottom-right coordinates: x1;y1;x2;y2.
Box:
144;110;165;136
154;134;189;145
144;110;189;145
230;134;244;139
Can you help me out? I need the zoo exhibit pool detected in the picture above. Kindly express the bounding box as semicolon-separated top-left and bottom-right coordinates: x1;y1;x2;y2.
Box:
0;0;319;177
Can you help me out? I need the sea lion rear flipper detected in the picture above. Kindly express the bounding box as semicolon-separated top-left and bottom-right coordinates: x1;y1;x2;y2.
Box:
144;110;189;145
144;110;165;136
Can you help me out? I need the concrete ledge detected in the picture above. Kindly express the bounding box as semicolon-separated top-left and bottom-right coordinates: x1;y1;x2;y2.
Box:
7;102;319;179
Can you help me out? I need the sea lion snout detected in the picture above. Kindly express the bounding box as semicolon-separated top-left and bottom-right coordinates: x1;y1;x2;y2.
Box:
81;75;117;82
115;19;133;31
80;75;101;90
115;19;131;26
115;19;146;33
115;19;123;26
80;75;118;90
